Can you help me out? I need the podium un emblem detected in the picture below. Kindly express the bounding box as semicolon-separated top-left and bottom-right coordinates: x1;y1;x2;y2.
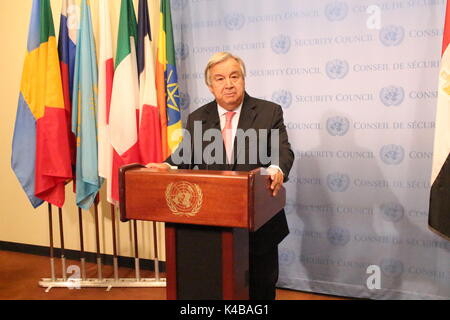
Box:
166;181;203;217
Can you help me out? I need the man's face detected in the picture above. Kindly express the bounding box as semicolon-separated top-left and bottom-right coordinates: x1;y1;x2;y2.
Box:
208;58;245;111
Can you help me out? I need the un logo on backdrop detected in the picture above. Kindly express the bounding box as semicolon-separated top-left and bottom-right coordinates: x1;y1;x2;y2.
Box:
326;173;350;192
326;116;350;136
380;259;404;277
272;90;292;109
179;92;190;111
175;43;189;61
271;35;291;54
380;86;405;106
284;201;297;215
379;202;405;222
171;0;188;10
327;227;351;246
279;248;296;267
325;1;349;21
325;59;349;79
380;144;405;165
224;13;245;31
379;25;405;46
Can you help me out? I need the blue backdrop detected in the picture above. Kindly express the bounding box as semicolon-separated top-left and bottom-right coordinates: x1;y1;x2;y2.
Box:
171;0;450;299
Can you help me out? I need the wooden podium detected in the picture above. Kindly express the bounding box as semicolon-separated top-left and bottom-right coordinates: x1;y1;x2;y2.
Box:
119;164;286;300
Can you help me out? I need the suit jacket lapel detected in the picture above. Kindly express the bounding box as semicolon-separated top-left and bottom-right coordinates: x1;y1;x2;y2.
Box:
203;102;221;130
202;102;228;168
232;94;257;169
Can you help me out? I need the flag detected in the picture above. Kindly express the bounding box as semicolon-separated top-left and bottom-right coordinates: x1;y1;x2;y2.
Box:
138;0;163;165
98;0;115;204
72;0;102;209
156;0;182;159
109;0;141;202
429;1;450;240
12;0;72;208
58;0;78;174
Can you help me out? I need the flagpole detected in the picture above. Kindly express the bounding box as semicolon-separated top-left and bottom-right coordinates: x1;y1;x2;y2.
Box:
58;208;67;281
133;220;141;281
48;204;56;282
78;207;86;280
152;222;160;281
94;197;103;281
111;204;119;281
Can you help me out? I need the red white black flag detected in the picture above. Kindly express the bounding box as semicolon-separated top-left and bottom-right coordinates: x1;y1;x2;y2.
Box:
429;1;450;240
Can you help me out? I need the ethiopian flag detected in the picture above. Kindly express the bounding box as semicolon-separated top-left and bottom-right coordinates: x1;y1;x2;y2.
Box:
12;0;72;208
156;0;182;159
429;1;450;240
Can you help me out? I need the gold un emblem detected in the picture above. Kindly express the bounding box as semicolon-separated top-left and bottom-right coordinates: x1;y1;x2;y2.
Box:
165;181;203;217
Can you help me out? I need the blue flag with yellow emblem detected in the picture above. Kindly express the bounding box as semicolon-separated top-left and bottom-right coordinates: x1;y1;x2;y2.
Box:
72;0;102;209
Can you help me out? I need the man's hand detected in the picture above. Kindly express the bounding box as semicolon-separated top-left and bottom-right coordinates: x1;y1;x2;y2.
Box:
266;167;284;197
145;163;171;170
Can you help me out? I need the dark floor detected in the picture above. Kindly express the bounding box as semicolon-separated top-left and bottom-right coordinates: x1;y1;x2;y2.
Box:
0;250;347;300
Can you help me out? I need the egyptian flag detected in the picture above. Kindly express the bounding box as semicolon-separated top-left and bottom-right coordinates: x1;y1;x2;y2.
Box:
98;0;115;204
429;1;450;240
109;0;141;202
137;0;163;165
156;0;182;159
58;0;78;174
12;0;72;208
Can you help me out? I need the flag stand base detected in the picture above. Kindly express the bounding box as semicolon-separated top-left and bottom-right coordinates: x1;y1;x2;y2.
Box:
39;277;166;291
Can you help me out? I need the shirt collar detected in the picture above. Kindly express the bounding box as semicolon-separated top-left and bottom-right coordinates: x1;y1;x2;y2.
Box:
217;103;243;117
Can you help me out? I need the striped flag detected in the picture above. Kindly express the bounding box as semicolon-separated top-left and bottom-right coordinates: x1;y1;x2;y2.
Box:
156;0;182;159
138;0;163;165
72;0;102;209
58;0;78;174
429;1;450;240
98;0;115;204
109;0;141;201
12;0;72;208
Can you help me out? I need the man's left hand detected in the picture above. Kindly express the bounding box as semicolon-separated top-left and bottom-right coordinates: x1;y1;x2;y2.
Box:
266;167;284;197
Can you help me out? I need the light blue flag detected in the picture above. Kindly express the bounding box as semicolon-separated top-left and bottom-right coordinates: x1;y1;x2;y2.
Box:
72;0;102;209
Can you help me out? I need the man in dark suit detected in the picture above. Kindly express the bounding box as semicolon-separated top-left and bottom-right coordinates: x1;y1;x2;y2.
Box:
148;52;294;300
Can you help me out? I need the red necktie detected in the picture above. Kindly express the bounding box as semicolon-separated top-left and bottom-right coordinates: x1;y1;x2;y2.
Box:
222;111;236;163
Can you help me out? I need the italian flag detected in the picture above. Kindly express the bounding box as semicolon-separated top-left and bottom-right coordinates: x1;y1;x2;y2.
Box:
109;0;140;202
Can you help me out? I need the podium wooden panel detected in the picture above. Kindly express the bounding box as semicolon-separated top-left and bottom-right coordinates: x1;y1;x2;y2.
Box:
119;164;286;300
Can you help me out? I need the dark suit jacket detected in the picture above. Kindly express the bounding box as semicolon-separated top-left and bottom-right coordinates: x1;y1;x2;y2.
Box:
166;93;295;254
